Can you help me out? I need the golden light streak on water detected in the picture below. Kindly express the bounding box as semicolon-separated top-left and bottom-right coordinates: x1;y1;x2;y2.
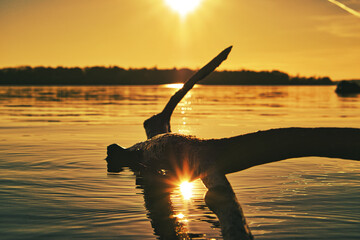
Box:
164;83;184;89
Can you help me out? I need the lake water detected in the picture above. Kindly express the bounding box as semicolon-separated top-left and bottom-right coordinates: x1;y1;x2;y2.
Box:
0;85;359;239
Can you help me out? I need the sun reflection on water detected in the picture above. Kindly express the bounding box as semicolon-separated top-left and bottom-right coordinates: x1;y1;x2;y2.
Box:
164;83;184;89
180;181;193;200
175;213;185;219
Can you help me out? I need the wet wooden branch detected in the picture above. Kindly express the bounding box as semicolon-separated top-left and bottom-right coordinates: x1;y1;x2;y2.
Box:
106;46;360;240
108;128;360;175
107;128;359;239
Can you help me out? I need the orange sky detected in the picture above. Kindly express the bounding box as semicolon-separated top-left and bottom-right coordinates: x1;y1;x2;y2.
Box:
0;0;360;80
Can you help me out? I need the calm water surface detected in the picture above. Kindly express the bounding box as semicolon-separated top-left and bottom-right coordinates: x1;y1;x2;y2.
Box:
0;85;359;239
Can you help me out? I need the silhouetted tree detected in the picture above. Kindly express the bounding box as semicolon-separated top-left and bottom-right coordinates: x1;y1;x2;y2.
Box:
0;66;335;86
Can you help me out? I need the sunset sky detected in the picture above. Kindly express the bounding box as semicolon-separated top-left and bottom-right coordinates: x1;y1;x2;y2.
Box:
1;0;360;80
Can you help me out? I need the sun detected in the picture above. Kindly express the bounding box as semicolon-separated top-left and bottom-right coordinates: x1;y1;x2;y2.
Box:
165;0;202;17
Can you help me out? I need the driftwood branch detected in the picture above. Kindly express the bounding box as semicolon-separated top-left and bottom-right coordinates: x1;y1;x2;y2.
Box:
107;128;359;239
143;46;232;139
106;46;360;240
117;128;360;177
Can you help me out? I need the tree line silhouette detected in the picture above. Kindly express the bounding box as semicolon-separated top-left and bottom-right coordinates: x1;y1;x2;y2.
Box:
0;66;333;85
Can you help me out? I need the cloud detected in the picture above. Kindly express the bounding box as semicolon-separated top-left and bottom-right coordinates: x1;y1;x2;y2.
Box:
327;0;360;18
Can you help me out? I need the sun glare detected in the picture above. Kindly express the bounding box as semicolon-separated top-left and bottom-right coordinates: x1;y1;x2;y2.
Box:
180;181;193;200
175;213;185;219
165;0;202;17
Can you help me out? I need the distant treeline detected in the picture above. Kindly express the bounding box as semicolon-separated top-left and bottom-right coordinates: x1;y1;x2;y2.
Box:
0;66;333;85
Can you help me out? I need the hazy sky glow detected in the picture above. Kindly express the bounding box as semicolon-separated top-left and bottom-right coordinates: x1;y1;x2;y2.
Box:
165;0;202;17
1;0;360;79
